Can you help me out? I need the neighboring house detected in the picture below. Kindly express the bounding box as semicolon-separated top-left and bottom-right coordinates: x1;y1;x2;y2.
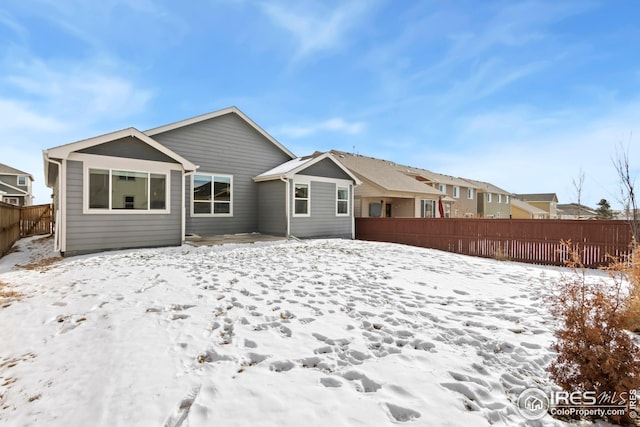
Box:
514;193;559;219
462;179;512;219
511;198;548;219
399;167;480;218
43;107;360;256
557;203;598;219
331;150;447;218
0;163;34;206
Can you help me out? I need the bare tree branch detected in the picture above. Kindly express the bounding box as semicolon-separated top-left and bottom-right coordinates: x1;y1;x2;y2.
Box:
613;139;638;247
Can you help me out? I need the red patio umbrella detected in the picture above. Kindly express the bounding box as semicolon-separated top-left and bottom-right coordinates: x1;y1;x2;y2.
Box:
438;197;445;218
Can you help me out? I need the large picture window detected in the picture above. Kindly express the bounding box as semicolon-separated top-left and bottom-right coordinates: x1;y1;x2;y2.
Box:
294;183;309;216
337;186;349;215
88;168;167;211
193;174;232;215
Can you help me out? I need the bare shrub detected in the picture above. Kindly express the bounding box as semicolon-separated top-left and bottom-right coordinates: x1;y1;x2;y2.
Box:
547;242;640;425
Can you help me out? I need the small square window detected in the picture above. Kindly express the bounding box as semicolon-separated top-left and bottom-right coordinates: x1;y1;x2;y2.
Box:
17;176;27;186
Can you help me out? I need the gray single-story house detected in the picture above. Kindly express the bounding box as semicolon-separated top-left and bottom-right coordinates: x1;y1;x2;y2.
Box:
43;107;360;256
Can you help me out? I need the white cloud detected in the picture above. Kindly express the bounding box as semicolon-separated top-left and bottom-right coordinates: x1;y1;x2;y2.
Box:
0;50;154;205
260;1;376;61
278;117;365;138
425;99;640;210
0;100;67;132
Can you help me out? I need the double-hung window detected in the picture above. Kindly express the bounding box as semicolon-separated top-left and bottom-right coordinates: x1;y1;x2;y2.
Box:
468;188;474;199
17;176;27;186
193;174;232;215
88;169;167;211
294;183;309;216
337;186;349;215
453;186;460;198
487;193;493;203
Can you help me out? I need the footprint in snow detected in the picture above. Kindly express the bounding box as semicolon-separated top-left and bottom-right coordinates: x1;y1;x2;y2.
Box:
384;403;421;423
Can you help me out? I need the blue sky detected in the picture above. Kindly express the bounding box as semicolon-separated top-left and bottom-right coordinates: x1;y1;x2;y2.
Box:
1;0;639;209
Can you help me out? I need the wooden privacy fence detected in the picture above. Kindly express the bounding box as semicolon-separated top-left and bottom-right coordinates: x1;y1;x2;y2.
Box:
0;203;53;257
356;218;634;268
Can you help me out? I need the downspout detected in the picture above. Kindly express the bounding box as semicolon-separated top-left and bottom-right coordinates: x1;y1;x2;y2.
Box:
280;176;290;238
351;184;355;240
183;170;196;243
46;157;64;253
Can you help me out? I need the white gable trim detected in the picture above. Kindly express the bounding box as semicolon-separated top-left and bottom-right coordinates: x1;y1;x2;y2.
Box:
144;106;296;159
254;152;361;185
44;127;197;172
0;181;28;195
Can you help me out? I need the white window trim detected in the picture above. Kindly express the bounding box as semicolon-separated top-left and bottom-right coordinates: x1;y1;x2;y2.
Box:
191;173;234;217
487;193;492;203
78;154;173;215
293;181;310;217
336;185;350;216
468;188;474;199
17;176;27;186
439;184;446;193
453;186;460;199
498;194;502;204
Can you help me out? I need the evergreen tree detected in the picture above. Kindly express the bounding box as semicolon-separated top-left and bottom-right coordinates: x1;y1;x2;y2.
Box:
596;198;613;219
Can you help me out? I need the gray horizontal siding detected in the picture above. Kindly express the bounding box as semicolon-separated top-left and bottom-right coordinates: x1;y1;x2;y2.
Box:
78;137;178;163
257;180;286;236
64;161;182;255
290;180;352;238
298;158;353;180
151;113;293;236
0;175;28;191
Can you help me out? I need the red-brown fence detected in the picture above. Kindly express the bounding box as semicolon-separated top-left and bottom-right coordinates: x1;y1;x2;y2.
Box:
356;218;633;268
0;203;53;258
0;202;21;258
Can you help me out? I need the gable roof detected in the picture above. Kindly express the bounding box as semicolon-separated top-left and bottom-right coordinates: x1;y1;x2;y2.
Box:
557;203;597;216
401;166;479;189
511;198;548;215
144;106;296;159
461;178;511;195
0;163;33;180
0;181;29;195
254;152;361;184
515;193;559;203
331;150;444;196
43;127;198;187
45;127;197;168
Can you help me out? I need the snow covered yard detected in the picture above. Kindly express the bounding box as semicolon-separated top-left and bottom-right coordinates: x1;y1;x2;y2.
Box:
0;236;607;426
